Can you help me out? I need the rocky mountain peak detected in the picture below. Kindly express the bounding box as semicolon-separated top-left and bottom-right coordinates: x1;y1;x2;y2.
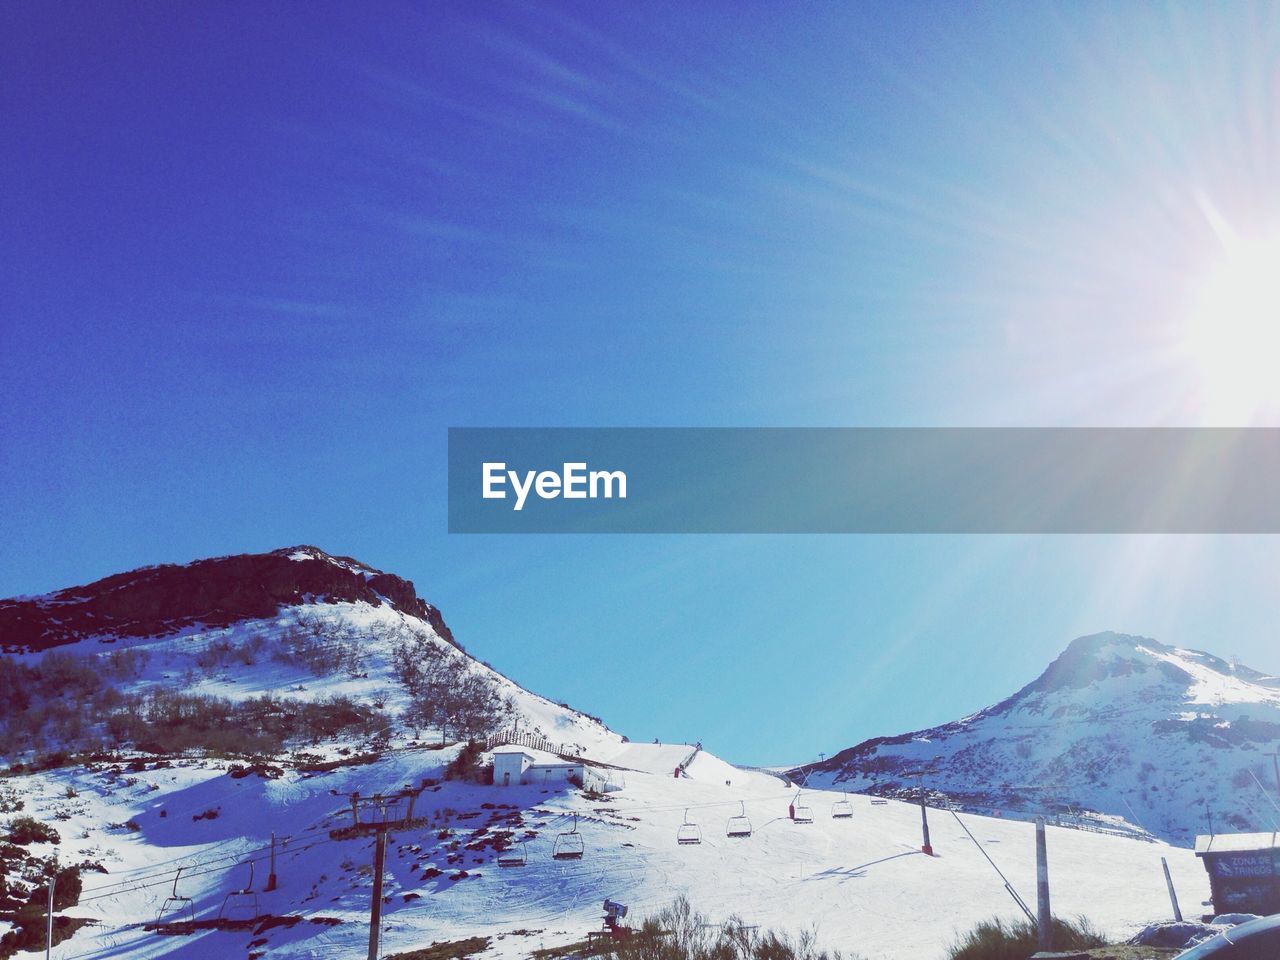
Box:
800;632;1280;842
0;545;457;653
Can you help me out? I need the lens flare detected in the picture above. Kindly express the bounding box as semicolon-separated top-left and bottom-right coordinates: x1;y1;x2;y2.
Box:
1185;231;1280;423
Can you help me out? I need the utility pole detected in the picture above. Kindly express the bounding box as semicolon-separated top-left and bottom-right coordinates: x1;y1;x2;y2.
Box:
367;825;388;960
1035;818;1052;951
341;785;423;960
1162;857;1183;921
1269;751;1280;804
45;870;55;960
918;777;933;856
266;832;278;892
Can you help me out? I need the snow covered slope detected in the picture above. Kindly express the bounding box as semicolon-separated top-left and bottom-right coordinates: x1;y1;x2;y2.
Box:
6;745;1209;960
1;547;623;760
0;554;1233;959
797;632;1280;843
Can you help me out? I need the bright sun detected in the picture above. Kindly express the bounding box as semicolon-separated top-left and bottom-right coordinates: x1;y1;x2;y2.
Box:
1185;231;1280;423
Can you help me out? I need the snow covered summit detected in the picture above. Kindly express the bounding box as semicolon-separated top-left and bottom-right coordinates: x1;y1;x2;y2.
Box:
797;631;1280;842
0;545;455;653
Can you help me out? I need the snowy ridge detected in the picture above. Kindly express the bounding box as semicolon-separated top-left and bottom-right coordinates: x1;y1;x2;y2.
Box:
799;632;1280;843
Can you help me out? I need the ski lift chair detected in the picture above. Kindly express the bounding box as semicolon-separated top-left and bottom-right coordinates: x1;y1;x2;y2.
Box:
791;792;814;824
156;866;196;925
676;809;702;845
217;861;260;921
497;838;528;867
552;813;585;860
831;792;854;819
726;801;752;838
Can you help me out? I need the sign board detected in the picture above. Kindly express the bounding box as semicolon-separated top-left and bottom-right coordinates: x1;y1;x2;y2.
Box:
1209;851;1277;879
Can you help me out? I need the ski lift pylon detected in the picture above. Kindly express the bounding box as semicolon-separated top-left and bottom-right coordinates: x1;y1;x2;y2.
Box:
156;866;196;925
552;813;585;860
217;861;260;921
726;801;752;838
676;808;702;845
832;791;854;819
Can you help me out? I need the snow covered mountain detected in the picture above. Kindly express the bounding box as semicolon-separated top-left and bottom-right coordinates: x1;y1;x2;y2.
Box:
0;546;622;759
0;544;456;654
795;632;1280;843
0;554;1225;959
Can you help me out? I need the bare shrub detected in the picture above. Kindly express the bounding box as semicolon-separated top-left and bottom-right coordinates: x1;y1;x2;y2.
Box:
391;629;512;744
947;915;1105;960
609;896;855;960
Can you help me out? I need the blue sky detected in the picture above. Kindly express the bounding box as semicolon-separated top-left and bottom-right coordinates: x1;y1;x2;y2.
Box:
4;2;1280;763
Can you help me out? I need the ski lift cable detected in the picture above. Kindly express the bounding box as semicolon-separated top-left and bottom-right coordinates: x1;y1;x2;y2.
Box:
1247;769;1280;819
76;834;341;904
79;830;303;895
1119;795;1152;837
80;813;345;894
80;844;260;895
86;780;895;900
81;792;403;895
1238;790;1279;833
89;833;246;879
948;808;1036;925
81;778;902;907
78;840;330;906
565;789;800;819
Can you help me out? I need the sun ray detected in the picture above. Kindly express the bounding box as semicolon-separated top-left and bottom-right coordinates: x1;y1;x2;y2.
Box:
1180;203;1280;424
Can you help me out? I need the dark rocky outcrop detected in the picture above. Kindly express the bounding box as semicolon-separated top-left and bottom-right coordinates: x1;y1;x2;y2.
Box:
0;546;457;652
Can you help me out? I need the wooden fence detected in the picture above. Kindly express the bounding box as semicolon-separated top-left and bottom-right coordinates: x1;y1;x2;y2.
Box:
483;728;582;757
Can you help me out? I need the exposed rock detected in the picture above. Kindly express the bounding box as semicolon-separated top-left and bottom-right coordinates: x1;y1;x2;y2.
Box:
0;545;457;652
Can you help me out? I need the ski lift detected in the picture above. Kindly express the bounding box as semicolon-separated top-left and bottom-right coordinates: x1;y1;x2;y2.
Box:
156;866;196;925
552;813;585;860
831;792;854;819
497;837;527;867
870;798;888;805
676;808;702;845
791;791;813;824
726;801;752;838
217;861;260;921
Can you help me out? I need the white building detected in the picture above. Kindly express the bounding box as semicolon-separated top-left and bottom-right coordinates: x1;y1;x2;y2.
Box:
492;744;596;788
